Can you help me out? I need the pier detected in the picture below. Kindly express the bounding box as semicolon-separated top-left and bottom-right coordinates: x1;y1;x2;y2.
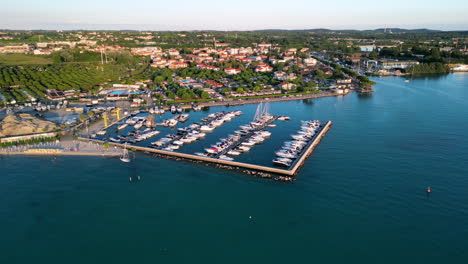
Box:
78;121;333;178
213;116;279;158
152;111;235;149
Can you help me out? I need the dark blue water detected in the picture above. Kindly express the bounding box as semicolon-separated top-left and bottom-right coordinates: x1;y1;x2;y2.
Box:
1;73;468;263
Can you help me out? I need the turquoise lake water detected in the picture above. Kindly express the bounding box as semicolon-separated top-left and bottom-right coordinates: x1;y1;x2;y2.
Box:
1;73;468;263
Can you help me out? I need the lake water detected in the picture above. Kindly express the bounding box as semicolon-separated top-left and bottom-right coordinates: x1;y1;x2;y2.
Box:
1;73;467;263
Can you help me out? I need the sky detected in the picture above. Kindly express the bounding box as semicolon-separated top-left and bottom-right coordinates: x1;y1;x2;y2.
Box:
1;0;467;31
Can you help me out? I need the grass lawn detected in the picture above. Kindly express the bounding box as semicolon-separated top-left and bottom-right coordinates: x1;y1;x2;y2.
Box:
0;53;53;65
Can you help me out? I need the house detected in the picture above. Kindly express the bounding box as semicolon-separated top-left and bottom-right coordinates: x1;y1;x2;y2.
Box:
224;68;241;75
228;48;240;55
168;62;188;69
274;71;296;80
255;64;273;72
131;46;162;56
47;90;66;101
303;58;317;66
204;80;223;88
336;79;354;89
167;48;180;56
215;43;231;48
197;64;220;71
258;42;272;49
33;49;53;55
278;82;297;90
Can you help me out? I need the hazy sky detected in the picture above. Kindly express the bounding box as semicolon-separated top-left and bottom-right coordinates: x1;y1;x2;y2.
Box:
1;0;467;30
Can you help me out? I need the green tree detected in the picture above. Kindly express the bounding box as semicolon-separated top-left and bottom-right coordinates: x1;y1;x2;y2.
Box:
236;87;245;94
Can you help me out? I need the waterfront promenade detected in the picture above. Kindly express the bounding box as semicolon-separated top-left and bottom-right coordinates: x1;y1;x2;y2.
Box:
196;91;348;108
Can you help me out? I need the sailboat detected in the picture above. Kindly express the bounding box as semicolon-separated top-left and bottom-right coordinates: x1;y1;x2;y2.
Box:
253;102;270;122
120;143;131;163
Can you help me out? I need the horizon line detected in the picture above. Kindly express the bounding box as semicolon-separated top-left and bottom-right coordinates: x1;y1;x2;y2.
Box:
1;27;467;32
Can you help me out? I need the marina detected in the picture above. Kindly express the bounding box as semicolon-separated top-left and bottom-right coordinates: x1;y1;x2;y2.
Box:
79;119;330;178
78;102;332;179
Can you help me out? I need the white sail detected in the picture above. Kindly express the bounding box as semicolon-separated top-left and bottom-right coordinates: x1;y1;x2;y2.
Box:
120;143;131;162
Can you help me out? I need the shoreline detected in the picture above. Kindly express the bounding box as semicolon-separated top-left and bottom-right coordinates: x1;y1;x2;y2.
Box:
0;151;120;157
197;91;350;108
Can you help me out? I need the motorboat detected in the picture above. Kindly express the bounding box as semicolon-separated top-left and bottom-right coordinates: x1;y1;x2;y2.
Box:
227;150;240;156
134;122;143;130
273;158;292;167
219;155;234;161
176;114;189;122
200;125;215;132
117;123;128;130
241;141;256;147
275;151;297;159
205;147;219;154
167;144;179;150
236;146;250;152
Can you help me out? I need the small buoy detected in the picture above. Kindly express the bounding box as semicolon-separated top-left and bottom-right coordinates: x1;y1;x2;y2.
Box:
249;216;252;220
427;186;431;193
129;177;132;182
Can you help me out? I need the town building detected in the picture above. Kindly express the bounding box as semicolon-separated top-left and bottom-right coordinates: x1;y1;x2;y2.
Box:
278;82;297;90
224;68;242;75
0;44;30;53
377;60;419;70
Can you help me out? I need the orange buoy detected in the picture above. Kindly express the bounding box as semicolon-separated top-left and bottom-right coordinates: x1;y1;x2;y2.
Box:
427;186;431;193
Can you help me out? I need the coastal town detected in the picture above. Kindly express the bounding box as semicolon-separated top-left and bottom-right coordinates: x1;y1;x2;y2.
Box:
0;29;467;178
3;1;468;263
1;29;467;107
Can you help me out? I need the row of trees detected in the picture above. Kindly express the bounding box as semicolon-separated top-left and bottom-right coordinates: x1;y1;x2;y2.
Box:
406;63;451;74
369;46;468;64
0;135;60;148
165;87;210;100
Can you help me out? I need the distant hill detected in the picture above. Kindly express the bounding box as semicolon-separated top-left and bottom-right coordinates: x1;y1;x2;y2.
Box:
255;28;444;33
366;28;442;33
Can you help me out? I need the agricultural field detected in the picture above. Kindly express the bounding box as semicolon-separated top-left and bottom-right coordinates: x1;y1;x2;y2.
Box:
0;54;53;65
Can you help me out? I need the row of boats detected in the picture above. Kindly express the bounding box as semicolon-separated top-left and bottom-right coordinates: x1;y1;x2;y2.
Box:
150;111;242;152
148;104;202;115
199;111;242;132
272;120;321;167
109;127;161;144
160;113;189;127
196;111;277;161
120;113;190;131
